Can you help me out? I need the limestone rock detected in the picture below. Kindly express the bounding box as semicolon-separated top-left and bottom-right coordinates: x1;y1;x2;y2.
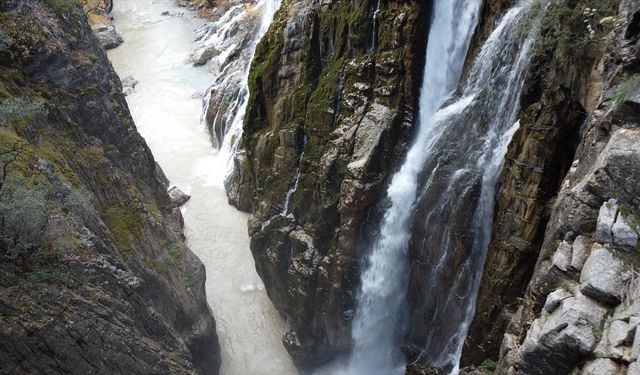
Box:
121;76;139;96
572;235;592;271
597;199;619;244
544;288;573;313
612;212;639;250
581;359;624;375
191;46;219;66
517;291;607;374
628;362;640;375
580;246;625;305
553;240;573;272
168;186;191;207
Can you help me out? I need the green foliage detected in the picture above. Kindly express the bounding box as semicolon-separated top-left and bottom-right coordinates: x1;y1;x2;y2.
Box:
481;359;498;374
0;97;48;126
0;181;50;259
512;164;523;180
0;29;13;49
613;74;639;109
532;0;621;64
150;246;189;283
45;0;83;18
0;13;47;61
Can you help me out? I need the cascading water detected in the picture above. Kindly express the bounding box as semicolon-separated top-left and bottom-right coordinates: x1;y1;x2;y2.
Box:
343;1;481;373
404;3;540;373
369;0;382;53
197;0;281;164
344;0;542;373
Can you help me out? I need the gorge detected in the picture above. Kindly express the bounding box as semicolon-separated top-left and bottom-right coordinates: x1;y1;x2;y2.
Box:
1;0;640;375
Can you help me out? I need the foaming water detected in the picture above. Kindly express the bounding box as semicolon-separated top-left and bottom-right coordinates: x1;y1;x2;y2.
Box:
107;1;297;374
343;1;481;373
198;0;281;175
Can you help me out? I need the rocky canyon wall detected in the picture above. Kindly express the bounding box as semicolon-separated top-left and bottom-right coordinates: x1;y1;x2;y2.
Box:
487;0;640;373
230;0;431;367
230;0;640;373
0;1;220;373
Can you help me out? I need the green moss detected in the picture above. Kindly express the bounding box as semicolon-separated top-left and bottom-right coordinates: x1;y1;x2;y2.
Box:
244;21;286;148
149;246;190;283
103;204;143;257
45;0;83;19
36;142;81;187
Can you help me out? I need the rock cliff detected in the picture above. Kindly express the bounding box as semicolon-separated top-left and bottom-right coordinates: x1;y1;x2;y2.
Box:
0;1;220;373
231;0;431;367
227;0;640;373
462;0;640;374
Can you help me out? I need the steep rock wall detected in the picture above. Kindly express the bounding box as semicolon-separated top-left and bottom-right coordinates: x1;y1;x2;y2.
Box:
230;0;431;367
463;0;640;373
0;1;220;373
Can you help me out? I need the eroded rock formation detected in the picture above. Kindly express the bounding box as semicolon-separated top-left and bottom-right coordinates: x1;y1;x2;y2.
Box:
0;1;220;373
230;0;431;367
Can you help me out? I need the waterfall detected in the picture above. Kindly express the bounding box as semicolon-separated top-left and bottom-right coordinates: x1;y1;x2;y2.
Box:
343;1;481;373
369;0;382;53
406;3;540;372
199;0;281;171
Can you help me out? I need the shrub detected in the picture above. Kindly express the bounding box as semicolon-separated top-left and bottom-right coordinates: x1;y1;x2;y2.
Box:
0;183;50;258
531;0;621;64
0;97;48;126
0;29;13;49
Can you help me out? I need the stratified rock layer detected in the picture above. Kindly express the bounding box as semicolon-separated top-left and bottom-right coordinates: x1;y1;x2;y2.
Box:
0;1;220;374
232;0;431;367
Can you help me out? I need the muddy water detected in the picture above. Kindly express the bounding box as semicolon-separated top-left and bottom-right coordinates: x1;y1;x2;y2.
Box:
107;1;297;373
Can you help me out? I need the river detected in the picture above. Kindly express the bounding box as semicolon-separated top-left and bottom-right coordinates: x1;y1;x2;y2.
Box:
107;1;297;373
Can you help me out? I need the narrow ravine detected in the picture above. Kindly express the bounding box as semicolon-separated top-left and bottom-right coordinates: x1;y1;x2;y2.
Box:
106;1;297;373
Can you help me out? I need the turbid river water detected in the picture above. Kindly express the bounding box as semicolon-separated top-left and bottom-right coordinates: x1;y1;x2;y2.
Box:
107;1;297;373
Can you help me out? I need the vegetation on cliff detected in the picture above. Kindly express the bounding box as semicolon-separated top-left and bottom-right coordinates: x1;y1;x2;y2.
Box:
0;1;219;373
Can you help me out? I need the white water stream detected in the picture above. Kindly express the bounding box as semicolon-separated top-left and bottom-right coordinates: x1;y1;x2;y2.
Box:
344;1;481;373
107;1;296;374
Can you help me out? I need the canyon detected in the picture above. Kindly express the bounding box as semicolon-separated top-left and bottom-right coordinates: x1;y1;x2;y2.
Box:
1;0;640;375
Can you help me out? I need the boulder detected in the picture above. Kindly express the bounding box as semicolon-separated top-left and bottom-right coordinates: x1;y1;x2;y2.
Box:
544;288;573;313
168;186;191;207
612;212;639;250
572;235;592;271
595;318;634;360
580;245;625;305
191;46;219;66
121;76;138;96
517;292;607;374
95;26;124;50
628;362;640;375
552;240;573;272
581;359;624;375
597;199;619;244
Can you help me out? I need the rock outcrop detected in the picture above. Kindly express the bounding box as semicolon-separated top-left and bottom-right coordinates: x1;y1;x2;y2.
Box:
232;0;431;367
0;1;219;374
464;0;640;373
463;0;634;367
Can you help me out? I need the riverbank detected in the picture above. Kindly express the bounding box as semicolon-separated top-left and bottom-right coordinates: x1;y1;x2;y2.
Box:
107;1;297;373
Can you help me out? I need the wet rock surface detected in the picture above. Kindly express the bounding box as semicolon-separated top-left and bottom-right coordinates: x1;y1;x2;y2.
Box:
474;1;640;373
463;0;640;368
233;0;431;367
